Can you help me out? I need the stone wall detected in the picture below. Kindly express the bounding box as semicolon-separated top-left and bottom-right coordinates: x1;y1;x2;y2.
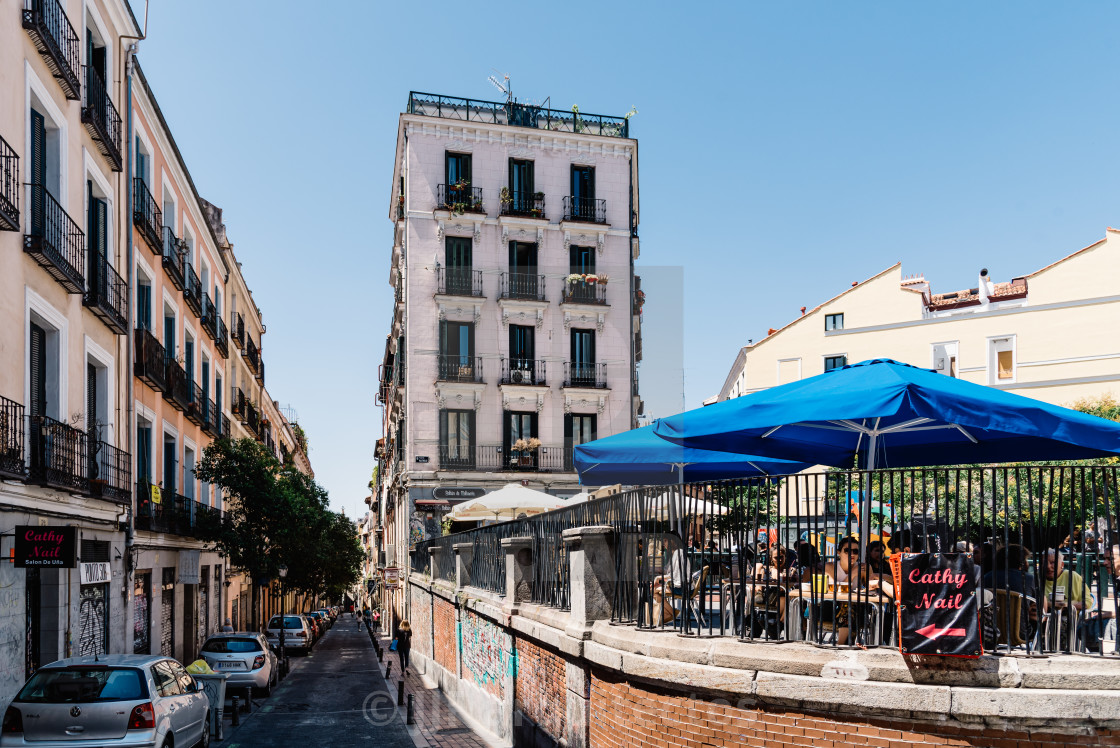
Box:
410;583;432;658
514;637;567;745
461;608;513;701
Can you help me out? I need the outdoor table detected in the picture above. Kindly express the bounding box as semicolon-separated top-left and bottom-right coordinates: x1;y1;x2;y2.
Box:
787;586;894;645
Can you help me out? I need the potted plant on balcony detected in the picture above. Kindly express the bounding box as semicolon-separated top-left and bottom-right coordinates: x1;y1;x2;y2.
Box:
533;191;545;201
500;187;512;207
511;437;541;467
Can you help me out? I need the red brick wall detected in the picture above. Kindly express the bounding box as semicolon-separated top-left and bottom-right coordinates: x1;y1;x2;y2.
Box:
514;636;567;742
433;595;457;673
589;669;1120;748
409;584;432;658
460;609;512;701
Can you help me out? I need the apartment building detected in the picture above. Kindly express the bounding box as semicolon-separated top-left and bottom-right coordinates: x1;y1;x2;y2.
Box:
375;92;642;619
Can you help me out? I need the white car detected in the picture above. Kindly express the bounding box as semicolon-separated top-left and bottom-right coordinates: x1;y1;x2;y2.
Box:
199;633;277;696
265;615;314;654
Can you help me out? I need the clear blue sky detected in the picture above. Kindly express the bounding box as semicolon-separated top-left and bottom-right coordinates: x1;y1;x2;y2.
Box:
131;1;1120;518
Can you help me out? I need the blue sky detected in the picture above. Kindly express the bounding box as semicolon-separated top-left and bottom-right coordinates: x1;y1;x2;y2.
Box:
131;1;1120;517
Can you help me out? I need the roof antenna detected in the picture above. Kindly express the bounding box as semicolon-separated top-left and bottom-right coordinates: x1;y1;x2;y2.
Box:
488;70;512;103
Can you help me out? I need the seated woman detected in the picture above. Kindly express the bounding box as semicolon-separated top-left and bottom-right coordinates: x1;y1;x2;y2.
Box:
823;536;895;644
750;544;794;637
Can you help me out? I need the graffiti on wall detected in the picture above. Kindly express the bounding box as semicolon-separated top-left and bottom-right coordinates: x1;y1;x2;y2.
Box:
460;611;516;698
409;510;442;547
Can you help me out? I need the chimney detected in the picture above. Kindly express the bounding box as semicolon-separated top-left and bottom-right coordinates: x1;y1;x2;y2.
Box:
800;306;806;315
978;268;993;307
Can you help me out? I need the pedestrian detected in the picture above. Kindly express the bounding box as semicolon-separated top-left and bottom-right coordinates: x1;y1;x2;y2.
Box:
356;609;364;631
221;617;234;633
396;620;412;674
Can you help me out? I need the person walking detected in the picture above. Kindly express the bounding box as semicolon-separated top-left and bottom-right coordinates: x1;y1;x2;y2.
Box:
221;618;234;633
356;610;364;631
396;620;412;674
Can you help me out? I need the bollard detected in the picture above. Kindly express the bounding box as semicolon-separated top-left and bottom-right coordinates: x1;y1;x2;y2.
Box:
244;687;252;713
406;694;415;725
397;679;405;706
231;695;240;726
377;647;383;662
385;661;392;678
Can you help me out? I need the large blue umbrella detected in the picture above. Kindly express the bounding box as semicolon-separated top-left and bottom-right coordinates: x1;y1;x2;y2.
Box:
572;425;810;486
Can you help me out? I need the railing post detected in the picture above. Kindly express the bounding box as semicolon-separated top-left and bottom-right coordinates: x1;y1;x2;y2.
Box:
428;546;442;581
562;526;616;639
501;536;534;608
453;542;474;590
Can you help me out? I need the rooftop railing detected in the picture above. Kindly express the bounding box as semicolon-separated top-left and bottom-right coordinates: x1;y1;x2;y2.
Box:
408;92;630;139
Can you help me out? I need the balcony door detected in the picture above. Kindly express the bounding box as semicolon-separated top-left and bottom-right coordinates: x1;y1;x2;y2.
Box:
570;329;596;385
509;241;538;298
508;159;534;211
87;181;108;290
571;165;595;220
163;434;177;494
446;152;472;187
445;236;472;296
439;321;474;380
439;409;474;468
503;411;539;469
29;109;47;235
565;414;597;468
29;323;48;420
509;325;535;383
568;245;596;302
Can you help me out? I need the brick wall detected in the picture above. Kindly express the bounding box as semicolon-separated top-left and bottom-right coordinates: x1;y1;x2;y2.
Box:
460;609;513;701
433;595;457;673
589;669;1120;748
514;637;567;743
410;585;432;658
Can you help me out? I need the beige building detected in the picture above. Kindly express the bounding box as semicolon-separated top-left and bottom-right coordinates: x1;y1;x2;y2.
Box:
719;228;1120;409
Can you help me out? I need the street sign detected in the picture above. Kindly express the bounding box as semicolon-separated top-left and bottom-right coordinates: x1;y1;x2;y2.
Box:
14;526;76;568
384;567;399;585
415;456;430;463
899;553;980;658
433;487;485;500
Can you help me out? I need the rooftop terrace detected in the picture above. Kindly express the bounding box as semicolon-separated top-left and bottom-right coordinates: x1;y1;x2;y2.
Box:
407;91;631;139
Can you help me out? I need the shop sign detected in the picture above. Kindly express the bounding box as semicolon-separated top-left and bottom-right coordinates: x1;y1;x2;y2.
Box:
384;567;399;585
433;487;485;500
14;526;77;568
80;561;111;585
899;553;980;658
178;550;201;585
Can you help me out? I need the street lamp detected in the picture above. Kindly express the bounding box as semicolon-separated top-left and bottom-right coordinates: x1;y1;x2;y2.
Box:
278;564;289;677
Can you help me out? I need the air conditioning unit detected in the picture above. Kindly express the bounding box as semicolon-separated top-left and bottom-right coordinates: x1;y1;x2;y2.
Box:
511;369;532;384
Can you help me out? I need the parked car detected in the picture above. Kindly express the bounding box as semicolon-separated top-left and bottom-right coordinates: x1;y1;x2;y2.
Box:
316;610;333;628
199;633;277;696
0;654;210;747
307;611;329;632
265;614;314;654
302;615;320;642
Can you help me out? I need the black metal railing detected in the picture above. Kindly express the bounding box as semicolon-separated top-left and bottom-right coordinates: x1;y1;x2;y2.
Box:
134;487;222;539
161;227;185;291
231;387;247;423
220;414;231;439
408;93;630;139
83;254;128;335
0;135;19;231
200;294;217;340
24;183;85;294
436;355;482;383
436;267;483;297
0;396;26;480
564;362;608;388
27;415;87;493
163;356;190;413
22;0;81;100
563;196;606;224
214;315;228;359
436;444;570;473
132;178;161;253
257;359;265;386
499;358;546;386
246;401;260;434
437;184;484;214
563;279;608;305
87;439;130;504
183;264;202;317
202;399;218;436
244;337;260;374
134;328;168;391
500;190;545;219
231;312;245;349
80;66;122;171
185;381;205;425
499;272;545;301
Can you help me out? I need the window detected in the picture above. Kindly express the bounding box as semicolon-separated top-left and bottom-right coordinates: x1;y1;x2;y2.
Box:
570;329;596;385
931;342;958;377
152;662;180;697
509;325;535;369
439;410;474;468
136;273;152;331
990;336;1015;383
569;245;595;275
508;158;534;212
565;414;597;468
570;165;595;221
438;321;475;381
445;236;472;295
136;418;152;483
163;305;176;356
825;313;844;331
183;446;195;501
824;356;847;372
28;313;62;421
135;137;150;185
163;434;177;494
445;152;472;187
504;411;539;468
86;359;107;434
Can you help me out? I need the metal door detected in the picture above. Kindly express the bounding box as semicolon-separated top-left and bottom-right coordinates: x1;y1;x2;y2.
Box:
78;584;108;656
25;568;41;678
134;572;151;654
161;568;175;657
198;567;209;653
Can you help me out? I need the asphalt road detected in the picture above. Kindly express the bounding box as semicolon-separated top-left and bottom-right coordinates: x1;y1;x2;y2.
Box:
222;621;415;747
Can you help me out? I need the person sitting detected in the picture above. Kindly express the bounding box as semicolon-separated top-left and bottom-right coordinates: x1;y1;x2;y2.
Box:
982;543;1039;640
1081;544;1119;652
750;544;794;636
822;536;895;645
1043;548;1096;650
866;540;889;575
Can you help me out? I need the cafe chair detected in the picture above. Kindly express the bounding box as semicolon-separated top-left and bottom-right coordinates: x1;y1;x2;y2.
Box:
671;565;709;629
993;589;1027;648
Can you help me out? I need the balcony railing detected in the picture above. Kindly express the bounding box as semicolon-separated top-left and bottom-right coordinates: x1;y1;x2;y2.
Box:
27;415;88;493
214;315;229;359
200;293;217;341
185;381;205;426
25;183;85;294
562;196;607;224
436;267;483;297
22;0;81;100
0;136;19;232
132;178;161;253
437;355;483;383
499;358;546;386
232;387;247;423
244;336;260;374
183;264;202;317
163;356;190;412
134;487;222;539
83;254;128;335
161;226;185;291
257;359;265;386
134;328;168;391
220;414;231;439
562;279;608;305
437;444;572;473
408;93;630;139
436;184;484;214
499;272;546;301
80;66;122;171
500;190;545;219
564;362;608;388
88;438;131;504
0;396;27;480
231;312;245;349
246;401;260;434
202;398;218;436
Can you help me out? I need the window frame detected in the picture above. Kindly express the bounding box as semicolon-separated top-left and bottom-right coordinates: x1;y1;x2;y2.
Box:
824;313;844;332
823;355;848;373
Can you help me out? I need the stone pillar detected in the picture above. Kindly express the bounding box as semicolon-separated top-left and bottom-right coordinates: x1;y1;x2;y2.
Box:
501;536;534;608
565;660;592;748
454;542;474;590
563;526;616;639
429;546;443;581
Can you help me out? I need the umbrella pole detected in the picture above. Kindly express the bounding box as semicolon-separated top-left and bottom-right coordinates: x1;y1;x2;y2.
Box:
860;433;877;564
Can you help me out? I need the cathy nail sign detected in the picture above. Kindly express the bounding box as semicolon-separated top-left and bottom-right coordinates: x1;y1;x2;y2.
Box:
15;526;77;568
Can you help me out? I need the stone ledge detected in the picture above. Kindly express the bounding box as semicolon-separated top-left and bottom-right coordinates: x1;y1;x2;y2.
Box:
950;686;1120;729
755;671;953;721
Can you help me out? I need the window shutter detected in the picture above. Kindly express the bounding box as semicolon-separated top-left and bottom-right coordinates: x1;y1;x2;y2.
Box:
438;411;448;448
30;110;46;233
137;425;151;482
29;323;47;418
138;284;151;330
87;363;97;432
502;411;512;454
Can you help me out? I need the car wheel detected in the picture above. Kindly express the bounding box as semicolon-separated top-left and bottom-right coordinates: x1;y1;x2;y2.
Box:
259;680;271;698
196;717;210;748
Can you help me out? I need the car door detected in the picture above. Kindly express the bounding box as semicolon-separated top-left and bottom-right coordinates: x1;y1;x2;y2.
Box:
170;662;205;742
152;661;186;736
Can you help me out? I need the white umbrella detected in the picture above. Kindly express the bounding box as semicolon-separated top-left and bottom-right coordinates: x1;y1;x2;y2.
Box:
646;490;729;521
447;483;567;522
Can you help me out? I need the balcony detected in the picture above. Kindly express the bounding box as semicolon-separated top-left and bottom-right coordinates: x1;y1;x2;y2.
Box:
232;387;247;423
131;179;161;253
244;336;260;374
562;196;607;225
0;395;27;480
220;414;231;439
257;358;265;386
201;398;218;436
134;488;222;538
161;226;185;291
436;267;483;297
246;401;260;434
437;355;483;383
0;136;19;232
83;255;128;335
22;0;81;101
230;311;245;350
408;93;630;139
562;278;608;305
500;272;546;301
436;184;484;214
88;439;131;504
214;315;229;359
163;357;190;413
27;415;88;493
80;66;122;171
201;294;217;341
134;328;168;390
564;362;608;389
499;358;546;386
24;184;85;294
185;381;205;426
183;263;203;317
500;190;545;220
437;444;572;473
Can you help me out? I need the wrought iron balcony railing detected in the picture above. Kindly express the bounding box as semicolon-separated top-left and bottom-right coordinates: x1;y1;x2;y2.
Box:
163;356;190;413
436;355;483;383
134;328;168;391
22;0;81;100
408;93;630;139
231;311;245;350
88;438;131;504
499;272;545;301
499;358;546;386
25;183;85;294
562;196;607;224
232;387;247;423
562;279;608;305
161;226;185;291
214;315;229;359
244;336;260;374
135;487;222;538
500;190;545;219
0;395;27;480
436;267;483;297
437;444;572;473
80;66;122;171
27;414;88;493
83;254;128;335
257;358;265;386
132;178;161;253
436;184;484;214
183;263;202;317
246;401;260;434
185;381;205;426
200;293;217;341
0;136;19;232
564;362;608;389
220;414;231;439
202;398;218;436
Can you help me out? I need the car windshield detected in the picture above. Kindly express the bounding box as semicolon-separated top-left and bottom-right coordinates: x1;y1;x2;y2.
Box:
203;637;262;653
269;616;304;629
17;667;145;703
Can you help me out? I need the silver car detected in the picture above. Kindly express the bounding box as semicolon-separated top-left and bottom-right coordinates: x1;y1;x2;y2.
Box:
0;654;210;748
264;615;313;654
199;633;277;696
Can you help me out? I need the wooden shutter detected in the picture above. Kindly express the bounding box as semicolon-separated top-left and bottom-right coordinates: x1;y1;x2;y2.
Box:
87;363;97;432
29;323;47;418
137;425;151;482
30;110;46;233
138;284;151;330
